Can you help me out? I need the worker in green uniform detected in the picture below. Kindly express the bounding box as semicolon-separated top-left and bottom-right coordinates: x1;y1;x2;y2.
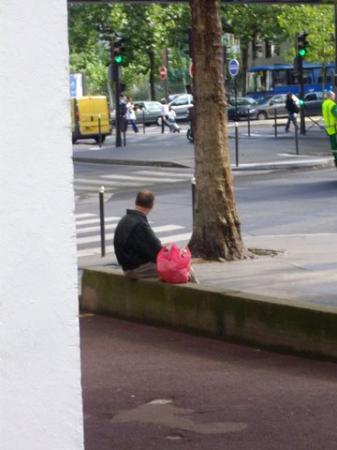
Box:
322;91;337;167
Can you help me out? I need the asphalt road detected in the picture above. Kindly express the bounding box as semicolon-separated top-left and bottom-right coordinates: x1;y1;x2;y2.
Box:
81;314;337;450
74;164;337;261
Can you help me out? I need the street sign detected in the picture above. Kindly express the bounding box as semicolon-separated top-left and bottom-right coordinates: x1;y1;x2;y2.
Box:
228;59;240;77
159;66;167;80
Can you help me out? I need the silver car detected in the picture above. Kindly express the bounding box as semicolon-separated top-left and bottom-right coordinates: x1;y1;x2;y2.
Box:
248;94;288;120
168;94;193;121
133;101;162;125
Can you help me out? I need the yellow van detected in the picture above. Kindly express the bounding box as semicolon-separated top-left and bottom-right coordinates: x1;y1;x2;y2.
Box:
71;96;111;144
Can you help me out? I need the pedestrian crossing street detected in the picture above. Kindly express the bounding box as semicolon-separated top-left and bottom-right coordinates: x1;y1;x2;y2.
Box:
76;212;191;258
74;169;193;198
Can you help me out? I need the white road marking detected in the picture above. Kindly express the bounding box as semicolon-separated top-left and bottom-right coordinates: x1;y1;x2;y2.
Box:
75;213;96;219
76;224;184;245
100;174;182;183
134;170;193;178
74;178;141;186
76;216;121;226
161;233;191;244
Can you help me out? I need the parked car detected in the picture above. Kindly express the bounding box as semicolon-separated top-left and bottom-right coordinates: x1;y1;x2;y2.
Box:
168;94;194;121
110;100;162;126
245;94;289;120
133;101;162;125
227;96;258;121
302;91;323;116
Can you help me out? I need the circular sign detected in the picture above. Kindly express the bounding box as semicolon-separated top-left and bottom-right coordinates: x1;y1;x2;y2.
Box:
159;66;167;80
188;62;195;78
228;59;240;77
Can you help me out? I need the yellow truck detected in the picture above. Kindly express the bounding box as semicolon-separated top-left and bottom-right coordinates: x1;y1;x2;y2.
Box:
71;96;111;144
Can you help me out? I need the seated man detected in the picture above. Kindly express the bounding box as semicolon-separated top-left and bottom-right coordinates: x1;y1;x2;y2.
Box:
113;190;162;279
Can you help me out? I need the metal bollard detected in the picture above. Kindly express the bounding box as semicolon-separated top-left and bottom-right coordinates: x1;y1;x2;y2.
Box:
142;110;146;134
97;114;102;148
295;124;299;155
235;121;239;167
99;186;106;257
122;117;126;146
191;176;196;224
274;109;278;138
247;109;251;137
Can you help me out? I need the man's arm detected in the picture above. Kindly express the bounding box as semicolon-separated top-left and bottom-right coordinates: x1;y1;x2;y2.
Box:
134;222;162;263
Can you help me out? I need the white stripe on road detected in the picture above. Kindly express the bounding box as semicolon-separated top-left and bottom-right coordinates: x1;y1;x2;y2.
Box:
134;170;193;178
100;174;183;183
77;231;192;257
76;222;118;235
75;213;96;219
161;233;191;244
76;224;184;245
74;178;141;187
76;216;121;226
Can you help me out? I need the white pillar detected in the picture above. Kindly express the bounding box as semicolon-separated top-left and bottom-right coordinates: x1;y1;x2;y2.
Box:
0;1;84;449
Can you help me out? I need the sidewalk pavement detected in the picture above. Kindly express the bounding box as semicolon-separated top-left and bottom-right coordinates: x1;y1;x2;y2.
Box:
76;123;337;319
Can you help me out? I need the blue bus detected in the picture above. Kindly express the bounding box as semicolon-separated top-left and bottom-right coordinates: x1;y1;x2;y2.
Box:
247;63;335;99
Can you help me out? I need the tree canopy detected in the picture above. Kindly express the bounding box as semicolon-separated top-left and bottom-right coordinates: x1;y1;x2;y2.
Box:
68;2;336;98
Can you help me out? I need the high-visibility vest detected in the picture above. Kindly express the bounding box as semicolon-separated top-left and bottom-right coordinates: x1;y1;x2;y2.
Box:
322;99;337;136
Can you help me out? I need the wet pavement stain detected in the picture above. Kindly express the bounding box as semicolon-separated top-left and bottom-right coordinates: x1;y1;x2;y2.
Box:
111;400;247;435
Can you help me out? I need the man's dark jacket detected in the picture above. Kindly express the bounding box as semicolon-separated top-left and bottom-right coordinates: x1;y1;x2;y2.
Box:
113;209;162;271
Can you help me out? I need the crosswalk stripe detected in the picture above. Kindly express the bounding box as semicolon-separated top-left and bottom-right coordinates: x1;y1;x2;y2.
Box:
76;224;184;245
77;222;118;235
161;233;191;244
76;216;121;226
100;174;183;183
77;231;192;258
134;170;193;178
74;178;142;187
75;213;96;219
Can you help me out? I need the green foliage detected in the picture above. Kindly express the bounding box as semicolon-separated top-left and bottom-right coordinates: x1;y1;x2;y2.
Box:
68;3;336;97
277;5;335;64
68;3;191;99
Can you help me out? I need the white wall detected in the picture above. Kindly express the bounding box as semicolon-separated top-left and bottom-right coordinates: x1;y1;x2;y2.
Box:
0;1;84;449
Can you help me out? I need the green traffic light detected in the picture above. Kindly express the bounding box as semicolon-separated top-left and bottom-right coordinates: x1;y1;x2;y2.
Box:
298;48;307;57
114;54;124;64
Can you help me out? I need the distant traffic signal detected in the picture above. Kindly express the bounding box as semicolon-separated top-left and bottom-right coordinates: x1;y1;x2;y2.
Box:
113;35;126;65
297;32;309;58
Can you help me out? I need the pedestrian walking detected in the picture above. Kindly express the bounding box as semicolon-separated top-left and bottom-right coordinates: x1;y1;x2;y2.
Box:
167;106;180;133
285;92;299;132
160;99;170;133
125;97;139;133
322;91;337;167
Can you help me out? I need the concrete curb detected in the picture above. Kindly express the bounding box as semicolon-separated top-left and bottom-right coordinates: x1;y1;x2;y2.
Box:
72;156;189;168
80;267;337;361
73;155;333;171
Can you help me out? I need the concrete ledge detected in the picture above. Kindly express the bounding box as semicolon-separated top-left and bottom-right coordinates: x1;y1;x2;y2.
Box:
80;266;337;361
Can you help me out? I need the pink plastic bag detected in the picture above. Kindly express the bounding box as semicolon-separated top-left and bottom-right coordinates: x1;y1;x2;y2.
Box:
156;244;191;284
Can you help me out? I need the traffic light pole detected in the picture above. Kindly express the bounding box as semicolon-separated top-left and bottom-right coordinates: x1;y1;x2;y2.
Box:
113;62;122;147
298;56;306;135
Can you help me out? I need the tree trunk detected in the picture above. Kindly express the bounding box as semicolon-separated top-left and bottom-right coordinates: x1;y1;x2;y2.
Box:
240;44;249;96
188;0;247;261
148;49;156;101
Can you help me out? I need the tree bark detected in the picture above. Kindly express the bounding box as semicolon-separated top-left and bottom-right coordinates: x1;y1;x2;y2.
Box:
240;43;249;96
188;0;247;261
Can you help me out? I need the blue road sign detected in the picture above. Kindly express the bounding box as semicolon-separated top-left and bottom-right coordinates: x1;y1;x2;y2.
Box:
228;59;240;77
